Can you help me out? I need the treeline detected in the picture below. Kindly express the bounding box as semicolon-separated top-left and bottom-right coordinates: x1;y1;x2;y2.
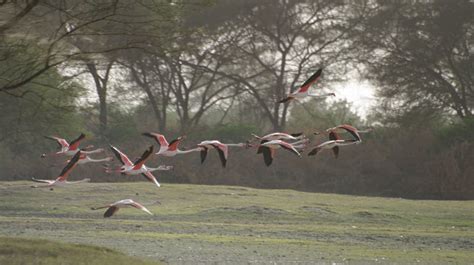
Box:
0;0;473;199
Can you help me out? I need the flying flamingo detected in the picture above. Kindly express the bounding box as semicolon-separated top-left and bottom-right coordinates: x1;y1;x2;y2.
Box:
107;145;172;188
91;199;153;218
41;133;104;158
142;132;201;156
196;140;249;168
278;68;335;103
256;140;302;166
309;131;358;158
251;132;306;154
31;151;90;189
324;124;363;142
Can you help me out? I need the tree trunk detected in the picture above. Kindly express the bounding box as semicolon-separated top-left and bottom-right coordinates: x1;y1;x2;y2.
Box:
86;60;114;138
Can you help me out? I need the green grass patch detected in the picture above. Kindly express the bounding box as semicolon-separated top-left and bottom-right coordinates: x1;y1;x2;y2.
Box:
0;237;161;265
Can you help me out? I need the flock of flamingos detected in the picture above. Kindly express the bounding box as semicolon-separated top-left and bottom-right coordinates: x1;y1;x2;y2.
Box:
31;68;366;218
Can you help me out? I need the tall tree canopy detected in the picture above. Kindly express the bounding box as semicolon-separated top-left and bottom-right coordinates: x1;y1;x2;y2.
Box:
357;0;473;122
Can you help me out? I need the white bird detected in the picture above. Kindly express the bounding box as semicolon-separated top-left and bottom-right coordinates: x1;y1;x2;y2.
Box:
91;199;153;218
32;151;90;189
107;145;172;188
142;133;201;156
257;140;301;166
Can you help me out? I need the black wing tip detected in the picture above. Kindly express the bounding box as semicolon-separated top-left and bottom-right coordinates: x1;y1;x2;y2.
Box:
308;148;320;156
290;132;303;137
142;132;154;137
264;159;272;166
103;207;117;218
332;146;339;159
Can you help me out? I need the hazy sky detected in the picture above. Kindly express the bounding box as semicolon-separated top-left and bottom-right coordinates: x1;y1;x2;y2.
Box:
331;80;376;119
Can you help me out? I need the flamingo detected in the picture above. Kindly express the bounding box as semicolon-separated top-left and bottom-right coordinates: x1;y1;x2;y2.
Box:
198;140;253;168
278;68;335;103
91;199;153;218
107;145;172;188
307;139;358;158
256;140;301;166
41;133;104;158
142;132;201;156
325;124;363;142
197;140;229;168
31;151;90;189
309;130;359;158
251;132;306;154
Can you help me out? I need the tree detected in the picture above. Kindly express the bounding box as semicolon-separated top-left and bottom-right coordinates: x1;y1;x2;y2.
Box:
357;0;474;123
0;0;127;93
127;55;172;132
184;0;367;130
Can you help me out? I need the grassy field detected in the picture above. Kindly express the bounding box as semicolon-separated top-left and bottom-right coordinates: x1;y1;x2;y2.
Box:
0;236;159;265
0;181;473;264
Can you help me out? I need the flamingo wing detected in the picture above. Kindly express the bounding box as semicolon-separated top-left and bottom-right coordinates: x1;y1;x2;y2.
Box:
329;131;340;141
141;171;160;187
44;136;69;149
142;132;169;149
332;146;339;158
279;142;301;157
110;145;133;167
337;124;361;142
290;132;303;138
308;147;322;156
256;140;269;154
133;146;154;169
168;137;184;151
68;133;86;150
211;144;228;168
261;146;273;166
200;147;208;164
297;68;322;93
131;201;153;215
104;206;119;218
56;151;81;181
